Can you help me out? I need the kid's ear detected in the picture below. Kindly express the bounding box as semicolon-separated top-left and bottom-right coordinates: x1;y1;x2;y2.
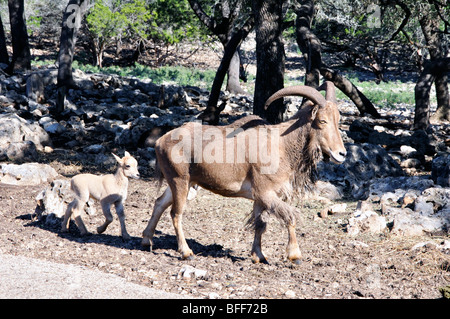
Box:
124;151;131;157
112;153;122;163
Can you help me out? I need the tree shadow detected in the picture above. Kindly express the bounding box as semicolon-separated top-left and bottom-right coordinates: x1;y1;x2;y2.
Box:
18;213;244;262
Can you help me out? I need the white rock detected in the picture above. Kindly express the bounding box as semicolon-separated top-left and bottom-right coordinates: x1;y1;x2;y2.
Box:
400;145;417;156
177;265;207;280
347;240;369;249
389;208;447;237
411;240;450;251
0;113;51;153
0;163;58;186
328;203;347;214
44;122;66;134
35;179;96;220
284;290;296;298
347;211;386;236
208;292;220;299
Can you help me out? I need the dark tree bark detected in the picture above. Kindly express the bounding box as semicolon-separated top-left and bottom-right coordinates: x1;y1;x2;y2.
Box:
252;0;285;124
56;0;87;114
0;15;9;66
295;0;380;118
320;67;380;118
414;58;450;130
419;11;449;122
188;0;247;94
7;0;31;73
199;16;254;124
434;75;450;121
295;0;320;88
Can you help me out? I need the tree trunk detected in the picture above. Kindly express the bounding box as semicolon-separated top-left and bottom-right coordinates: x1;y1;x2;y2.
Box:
95;41;104;68
226;50;246;94
414;58;450;130
7;0;31;73
56;0;87;114
419;12;449;122
295;0;320;88
131;40;145;66
199;15;254;124
295;0;380;118
434;75;450;122
188;0;247;96
252;0;285;124
0;15;9;66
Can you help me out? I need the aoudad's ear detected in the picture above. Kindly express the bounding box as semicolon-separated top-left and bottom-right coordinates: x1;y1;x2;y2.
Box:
311;104;320;121
124;151;131;157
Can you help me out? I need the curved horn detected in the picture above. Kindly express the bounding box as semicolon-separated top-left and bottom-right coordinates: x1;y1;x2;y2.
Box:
264;85;327;110
317;81;337;103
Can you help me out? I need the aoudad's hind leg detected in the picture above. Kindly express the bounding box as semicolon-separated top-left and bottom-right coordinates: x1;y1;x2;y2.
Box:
250;201;268;264
255;191;302;264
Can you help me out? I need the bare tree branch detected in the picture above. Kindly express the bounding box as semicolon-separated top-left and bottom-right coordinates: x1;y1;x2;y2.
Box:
377;0;411;44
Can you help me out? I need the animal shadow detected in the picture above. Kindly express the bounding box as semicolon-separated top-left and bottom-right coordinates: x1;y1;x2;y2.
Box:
20;213;242;261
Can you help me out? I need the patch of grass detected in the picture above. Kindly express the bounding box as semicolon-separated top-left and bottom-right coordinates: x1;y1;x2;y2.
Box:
285;71;422;109
72;61;217;89
32;59;217;89
345;77;416;108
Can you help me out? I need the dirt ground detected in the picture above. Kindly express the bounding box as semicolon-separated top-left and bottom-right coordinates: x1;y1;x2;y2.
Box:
0;171;448;299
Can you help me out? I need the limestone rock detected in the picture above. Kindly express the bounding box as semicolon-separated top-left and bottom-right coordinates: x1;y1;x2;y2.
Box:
0;113;51;160
319;143;403;199
0;163;58;186
177;265;207;281
35;179;96;222
347;211;386;236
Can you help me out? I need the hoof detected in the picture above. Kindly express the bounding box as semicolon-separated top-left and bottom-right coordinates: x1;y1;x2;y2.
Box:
251;256;269;265
141;238;153;251
181;252;194;260
289;258;302;265
142;244;152;252
141;237;150;246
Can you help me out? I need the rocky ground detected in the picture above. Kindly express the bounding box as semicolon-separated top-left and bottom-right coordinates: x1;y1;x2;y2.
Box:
0;45;449;298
